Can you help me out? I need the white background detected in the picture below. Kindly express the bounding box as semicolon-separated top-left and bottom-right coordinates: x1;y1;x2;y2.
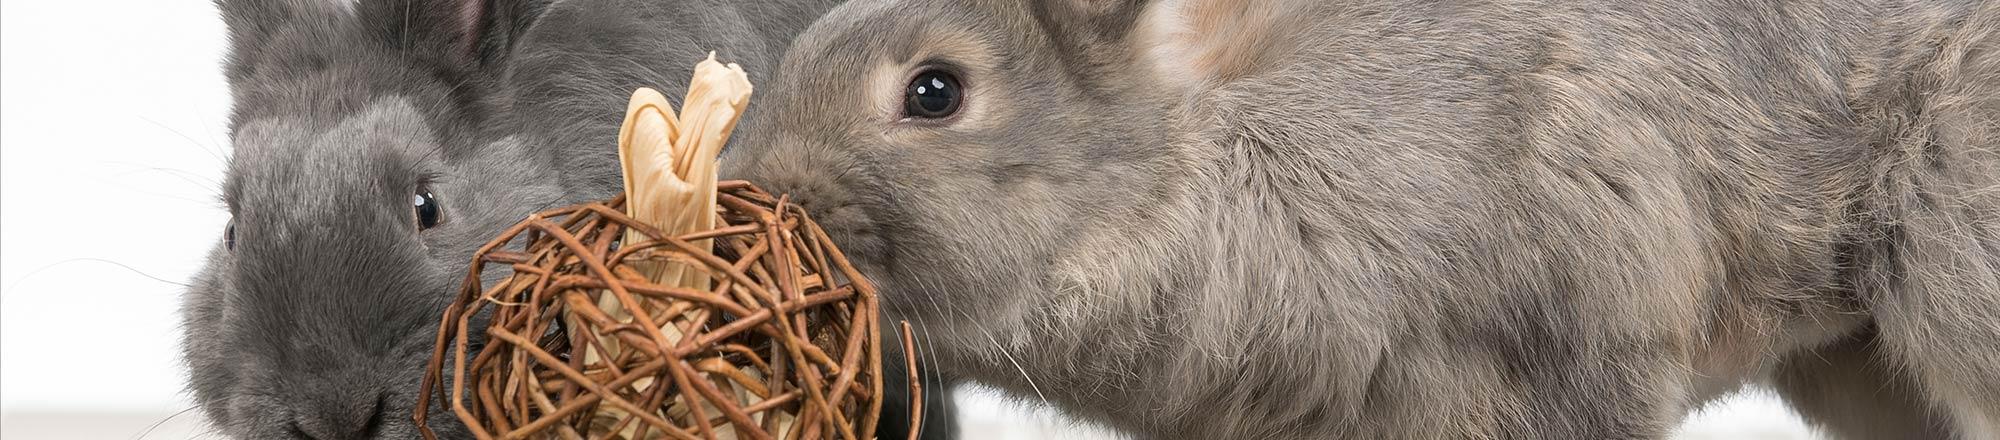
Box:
0;0;1819;438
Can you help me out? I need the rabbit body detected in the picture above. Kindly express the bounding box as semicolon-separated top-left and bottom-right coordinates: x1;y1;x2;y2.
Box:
722;0;2000;438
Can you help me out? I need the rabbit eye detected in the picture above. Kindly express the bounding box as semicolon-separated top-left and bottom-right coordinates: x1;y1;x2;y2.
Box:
224;222;236;251
903;69;963;119
413;191;442;230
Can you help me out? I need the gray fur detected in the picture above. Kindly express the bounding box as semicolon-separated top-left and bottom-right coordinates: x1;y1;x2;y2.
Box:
185;0;969;438
721;0;2000;438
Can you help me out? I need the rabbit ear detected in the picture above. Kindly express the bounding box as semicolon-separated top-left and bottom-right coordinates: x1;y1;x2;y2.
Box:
353;0;539;69
1133;0;1304;88
217;0;546;72
1029;0;1300;93
216;0;346;53
1034;0;1296;89
1029;0;1154;61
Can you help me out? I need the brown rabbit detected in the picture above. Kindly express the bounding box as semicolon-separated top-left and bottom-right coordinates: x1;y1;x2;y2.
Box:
721;0;2000;438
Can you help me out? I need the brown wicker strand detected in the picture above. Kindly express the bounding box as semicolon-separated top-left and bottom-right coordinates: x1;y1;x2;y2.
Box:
417;183;905;440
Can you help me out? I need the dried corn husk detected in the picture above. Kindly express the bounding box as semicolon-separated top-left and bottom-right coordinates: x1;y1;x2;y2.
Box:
577;52;761;439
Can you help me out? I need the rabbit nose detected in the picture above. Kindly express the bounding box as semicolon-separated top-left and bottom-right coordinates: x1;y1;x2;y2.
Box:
722;146;836;211
290;391;386;440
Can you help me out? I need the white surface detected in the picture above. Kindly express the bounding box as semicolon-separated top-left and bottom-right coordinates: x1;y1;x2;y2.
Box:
0;387;1827;440
948;385;1825;440
2;0;234;414
0;0;1819;439
1674;389;1825;440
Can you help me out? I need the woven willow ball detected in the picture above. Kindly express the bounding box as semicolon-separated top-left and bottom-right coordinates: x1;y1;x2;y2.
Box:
417;181;885;440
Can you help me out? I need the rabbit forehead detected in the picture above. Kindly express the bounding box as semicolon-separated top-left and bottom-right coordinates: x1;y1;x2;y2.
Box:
226;97;441;216
784;0;1013;67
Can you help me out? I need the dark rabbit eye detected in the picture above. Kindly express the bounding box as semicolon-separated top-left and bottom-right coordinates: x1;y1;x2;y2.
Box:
414;191;442;230
224;222;236;251
904;69;963;119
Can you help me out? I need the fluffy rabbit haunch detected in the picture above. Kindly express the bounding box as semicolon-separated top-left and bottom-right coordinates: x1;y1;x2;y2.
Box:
722;0;2000;438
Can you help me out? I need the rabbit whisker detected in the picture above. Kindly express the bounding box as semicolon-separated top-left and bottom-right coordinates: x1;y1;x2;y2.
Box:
137;115;229;166
5;257;191;296
130;406;203;440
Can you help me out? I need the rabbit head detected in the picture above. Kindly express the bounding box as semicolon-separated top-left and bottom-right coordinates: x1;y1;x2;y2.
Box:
183;0;556;438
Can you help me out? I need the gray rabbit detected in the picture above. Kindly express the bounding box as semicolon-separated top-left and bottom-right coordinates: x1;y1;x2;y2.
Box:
722;0;2000;438
185;0;954;438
